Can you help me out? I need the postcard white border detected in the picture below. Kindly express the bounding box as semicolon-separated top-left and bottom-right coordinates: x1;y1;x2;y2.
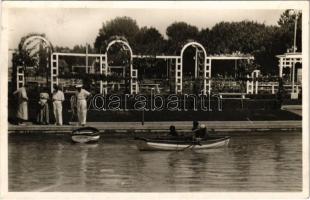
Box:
0;1;309;200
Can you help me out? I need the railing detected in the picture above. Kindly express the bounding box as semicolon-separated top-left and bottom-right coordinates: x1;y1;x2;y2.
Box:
257;83;301;94
219;93;248;99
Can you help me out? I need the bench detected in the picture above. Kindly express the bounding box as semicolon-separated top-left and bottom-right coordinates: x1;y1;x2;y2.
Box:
139;83;161;93
219;93;248;100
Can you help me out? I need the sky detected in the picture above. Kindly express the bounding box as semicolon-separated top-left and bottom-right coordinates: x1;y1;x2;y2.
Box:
8;8;286;50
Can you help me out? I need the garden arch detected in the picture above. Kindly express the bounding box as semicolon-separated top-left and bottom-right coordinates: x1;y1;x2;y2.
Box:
277;52;302;98
17;35;54;90
22;35;54;52
105;39;138;94
177;41;211;95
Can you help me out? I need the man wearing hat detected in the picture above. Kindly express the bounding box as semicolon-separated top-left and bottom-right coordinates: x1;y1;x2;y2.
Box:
75;84;91;126
193;124;208;139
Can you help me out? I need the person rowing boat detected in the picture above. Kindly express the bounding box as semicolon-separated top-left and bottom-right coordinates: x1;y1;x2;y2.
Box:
191;121;208;140
134;121;230;151
192;120;199;132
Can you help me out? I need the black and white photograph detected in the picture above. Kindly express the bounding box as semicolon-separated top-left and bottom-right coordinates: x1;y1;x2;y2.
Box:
0;1;309;199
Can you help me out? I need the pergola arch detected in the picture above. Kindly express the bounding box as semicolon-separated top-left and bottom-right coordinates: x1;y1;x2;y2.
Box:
106;39;133;57
180;42;206;59
16;34;54;90
277;52;302;98
49;38;138;95
48;37;254;96
175;41;210;95
104;39;138;94
22;35;54;53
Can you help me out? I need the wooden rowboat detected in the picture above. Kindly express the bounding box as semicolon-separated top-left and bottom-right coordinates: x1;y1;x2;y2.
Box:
71;127;100;143
134;135;230;151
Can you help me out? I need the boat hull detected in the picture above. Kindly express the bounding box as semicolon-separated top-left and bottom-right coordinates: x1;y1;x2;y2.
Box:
135;136;230;151
71;127;100;143
71;134;100;143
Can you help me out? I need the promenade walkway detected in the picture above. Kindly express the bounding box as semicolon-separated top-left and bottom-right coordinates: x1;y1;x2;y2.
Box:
8;120;302;134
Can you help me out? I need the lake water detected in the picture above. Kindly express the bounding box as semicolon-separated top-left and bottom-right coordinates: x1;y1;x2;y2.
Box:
8;131;302;192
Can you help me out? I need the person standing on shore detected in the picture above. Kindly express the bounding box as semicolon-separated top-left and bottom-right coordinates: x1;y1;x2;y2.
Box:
37;91;50;125
277;78;285;109
75;84;91;126
52;85;65;125
13;85;28;125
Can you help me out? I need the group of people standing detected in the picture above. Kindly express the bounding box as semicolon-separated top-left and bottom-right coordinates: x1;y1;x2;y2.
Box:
13;84;91;126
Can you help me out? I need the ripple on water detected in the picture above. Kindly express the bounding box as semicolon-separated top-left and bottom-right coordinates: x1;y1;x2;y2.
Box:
8;132;302;192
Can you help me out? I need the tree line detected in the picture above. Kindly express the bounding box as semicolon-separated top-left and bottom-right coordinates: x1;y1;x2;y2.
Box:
13;9;302;84
93;10;301;75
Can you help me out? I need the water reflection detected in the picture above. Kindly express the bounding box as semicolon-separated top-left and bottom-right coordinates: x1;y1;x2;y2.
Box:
8;132;302;192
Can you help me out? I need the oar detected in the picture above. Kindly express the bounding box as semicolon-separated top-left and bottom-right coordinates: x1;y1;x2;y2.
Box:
179;139;202;151
179;144;194;151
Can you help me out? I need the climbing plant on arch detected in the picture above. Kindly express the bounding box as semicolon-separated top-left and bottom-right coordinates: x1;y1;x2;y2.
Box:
50;37;253;95
14;34;53;89
179;41;211;94
51;39;211;95
105;39;138;94
51;38;139;95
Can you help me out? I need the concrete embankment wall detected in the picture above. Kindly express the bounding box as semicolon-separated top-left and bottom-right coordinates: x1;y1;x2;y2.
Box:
8;121;302;134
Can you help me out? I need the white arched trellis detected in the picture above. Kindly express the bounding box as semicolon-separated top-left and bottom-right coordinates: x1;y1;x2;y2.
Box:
51;52;106;93
50;39;138;95
17;35;53;90
104;39;138;94
277;52;302;99
22;35;54;53
178;41;211;95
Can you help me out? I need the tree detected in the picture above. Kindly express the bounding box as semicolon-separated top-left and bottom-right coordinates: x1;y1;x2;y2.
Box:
134;26;165;55
166;22;199;53
277;9;302;52
252;25;281;75
198;28;210;51
94;16;139;52
255;10;302;75
202;20;297;75
206;21;268;54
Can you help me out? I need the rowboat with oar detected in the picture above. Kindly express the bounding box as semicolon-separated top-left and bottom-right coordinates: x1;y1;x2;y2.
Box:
71;127;100;143
134;135;230;151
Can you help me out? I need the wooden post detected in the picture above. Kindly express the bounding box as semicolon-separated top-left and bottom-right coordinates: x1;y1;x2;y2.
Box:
141;109;144;126
86;43;88;73
289;60;298;99
195;49;198;78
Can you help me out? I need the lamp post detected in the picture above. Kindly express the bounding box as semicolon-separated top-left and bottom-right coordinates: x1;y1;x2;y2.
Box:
289;9;300;98
288;9;300;52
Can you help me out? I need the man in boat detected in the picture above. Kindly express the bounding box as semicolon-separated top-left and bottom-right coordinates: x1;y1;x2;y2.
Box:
75;84;91;126
169;125;178;137
193;124;208;139
192;120;199;132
